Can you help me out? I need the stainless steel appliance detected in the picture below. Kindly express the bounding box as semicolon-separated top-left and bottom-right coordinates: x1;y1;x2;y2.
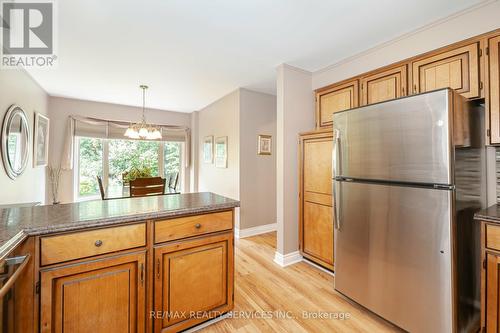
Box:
0;253;30;333
332;89;486;333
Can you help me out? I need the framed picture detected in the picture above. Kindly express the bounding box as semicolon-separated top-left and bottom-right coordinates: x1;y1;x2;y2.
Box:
203;135;213;164
215;136;228;168
258;134;272;155
34;113;50;167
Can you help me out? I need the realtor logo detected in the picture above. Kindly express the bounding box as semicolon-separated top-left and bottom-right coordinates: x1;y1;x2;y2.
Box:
1;0;57;68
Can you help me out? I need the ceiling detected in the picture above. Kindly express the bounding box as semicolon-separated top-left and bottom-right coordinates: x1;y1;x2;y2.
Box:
27;0;485;112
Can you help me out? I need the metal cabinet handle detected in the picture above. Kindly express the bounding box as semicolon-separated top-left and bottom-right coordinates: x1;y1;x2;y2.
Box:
195;223;201;229
94;240;103;247
332;129;342;231
0;254;31;298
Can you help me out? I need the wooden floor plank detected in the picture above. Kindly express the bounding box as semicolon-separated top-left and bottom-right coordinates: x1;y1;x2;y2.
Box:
200;232;401;333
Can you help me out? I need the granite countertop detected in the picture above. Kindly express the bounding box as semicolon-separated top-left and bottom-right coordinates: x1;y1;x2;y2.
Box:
475;204;500;223
0;192;239;260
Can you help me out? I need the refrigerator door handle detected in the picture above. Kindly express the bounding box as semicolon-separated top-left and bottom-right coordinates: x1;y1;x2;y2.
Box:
332;129;341;230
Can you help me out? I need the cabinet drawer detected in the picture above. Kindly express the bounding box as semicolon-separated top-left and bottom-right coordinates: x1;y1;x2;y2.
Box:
41;223;146;266
486;224;500;251
155;211;233;243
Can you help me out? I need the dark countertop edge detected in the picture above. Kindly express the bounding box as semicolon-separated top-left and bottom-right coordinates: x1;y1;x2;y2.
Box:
0;201;239;260
474;215;500;223
474;203;500;223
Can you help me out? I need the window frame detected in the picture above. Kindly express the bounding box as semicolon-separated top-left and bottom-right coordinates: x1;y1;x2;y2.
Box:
74;137;184;202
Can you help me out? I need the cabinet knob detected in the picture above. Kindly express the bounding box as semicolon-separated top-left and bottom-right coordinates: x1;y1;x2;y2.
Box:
195;223;201;229
94;240;103;247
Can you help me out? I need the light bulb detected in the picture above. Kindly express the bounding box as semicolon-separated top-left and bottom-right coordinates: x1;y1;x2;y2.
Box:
139;127;148;138
154;129;162;139
124;127;134;137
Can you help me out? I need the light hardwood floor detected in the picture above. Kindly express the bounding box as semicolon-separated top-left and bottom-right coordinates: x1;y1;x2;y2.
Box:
201;232;401;333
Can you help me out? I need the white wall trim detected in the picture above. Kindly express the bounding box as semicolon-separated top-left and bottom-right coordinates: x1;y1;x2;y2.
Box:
273;250;303;267
234;223;276;239
314;0;498;75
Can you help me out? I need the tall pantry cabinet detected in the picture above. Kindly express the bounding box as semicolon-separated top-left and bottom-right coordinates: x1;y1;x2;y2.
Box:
298;130;334;270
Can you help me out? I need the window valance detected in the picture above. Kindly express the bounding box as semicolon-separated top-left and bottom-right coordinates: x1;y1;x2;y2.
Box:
61;116;190;170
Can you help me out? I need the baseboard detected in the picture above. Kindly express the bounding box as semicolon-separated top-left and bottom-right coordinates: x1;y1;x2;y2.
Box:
273;250;303;267
183;313;229;332
302;257;335;276
234;223;277;239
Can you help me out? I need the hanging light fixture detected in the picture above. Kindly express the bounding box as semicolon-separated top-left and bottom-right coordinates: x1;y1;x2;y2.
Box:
124;85;162;140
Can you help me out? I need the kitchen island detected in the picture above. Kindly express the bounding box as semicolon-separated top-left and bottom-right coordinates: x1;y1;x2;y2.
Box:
475;204;500;333
0;192;239;333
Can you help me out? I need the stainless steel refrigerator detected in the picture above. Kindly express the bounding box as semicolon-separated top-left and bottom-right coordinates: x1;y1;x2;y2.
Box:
332;88;486;333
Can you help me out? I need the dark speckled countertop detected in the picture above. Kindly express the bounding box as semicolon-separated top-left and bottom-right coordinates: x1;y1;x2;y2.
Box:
0;192;239;260
475;204;500;223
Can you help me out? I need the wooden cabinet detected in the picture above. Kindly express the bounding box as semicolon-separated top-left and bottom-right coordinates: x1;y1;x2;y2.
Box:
486;252;500;332
481;221;500;332
361;65;407;105
153;232;234;333
40;251;146;333
155;211;232;243
298;130;334;270
411;42;481;99
488;35;500;144
40;223;146;266
315;80;358;129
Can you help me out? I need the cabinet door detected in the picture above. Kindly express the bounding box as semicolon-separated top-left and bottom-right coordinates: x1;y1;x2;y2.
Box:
303;138;333;196
40;251;146;333
361;65;407;105
154;233;233;333
411;42;480;99
489;36;500;144
316;80;359;128
299;134;334;270
487;253;500;332
303;201;333;267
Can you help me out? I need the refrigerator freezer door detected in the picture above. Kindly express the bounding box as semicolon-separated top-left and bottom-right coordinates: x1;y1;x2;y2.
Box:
334;181;453;333
333;89;453;185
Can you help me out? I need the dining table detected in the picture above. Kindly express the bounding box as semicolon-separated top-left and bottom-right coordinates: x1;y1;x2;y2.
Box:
104;184;179;200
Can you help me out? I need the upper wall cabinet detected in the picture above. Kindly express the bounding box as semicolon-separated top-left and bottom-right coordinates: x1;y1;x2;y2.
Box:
361;65;407;106
315;80;359;128
488;35;500;144
411;42;481;99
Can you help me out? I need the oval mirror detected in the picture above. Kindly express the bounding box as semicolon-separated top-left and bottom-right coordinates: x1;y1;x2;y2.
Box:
1;105;30;179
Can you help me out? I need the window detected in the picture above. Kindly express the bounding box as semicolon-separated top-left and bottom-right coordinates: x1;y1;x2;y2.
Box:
75;137;183;201
77;137;103;198
108;140;160;186
164;142;182;190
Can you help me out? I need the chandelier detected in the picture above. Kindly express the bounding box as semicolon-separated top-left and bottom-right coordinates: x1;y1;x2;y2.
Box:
124;85;162;140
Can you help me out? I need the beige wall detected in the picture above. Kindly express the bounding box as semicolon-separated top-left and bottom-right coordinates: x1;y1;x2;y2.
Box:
48;96;191;203
239;89;277;229
276;64;314;255
197;90;241;203
0;70;49;205
312;1;500;89
196;88;277;230
197;90;241;227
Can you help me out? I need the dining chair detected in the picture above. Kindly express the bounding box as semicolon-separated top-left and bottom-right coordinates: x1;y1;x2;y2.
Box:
129;177;166;197
171;173;179;191
97;176;106;200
